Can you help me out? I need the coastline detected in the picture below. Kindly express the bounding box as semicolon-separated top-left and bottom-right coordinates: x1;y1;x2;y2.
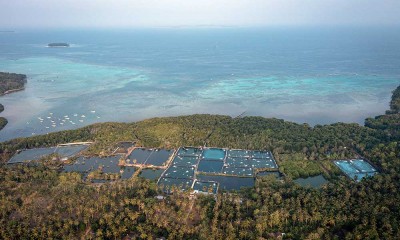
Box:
0;72;28;131
0;87;25;96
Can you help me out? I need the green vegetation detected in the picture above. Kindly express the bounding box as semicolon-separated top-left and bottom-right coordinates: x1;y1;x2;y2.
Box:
0;117;7;131
278;153;323;179
320;160;343;177
87;169;121;181
0;72;27;95
0;85;399;239
365;85;400;140
388;85;400;114
1;102;6;131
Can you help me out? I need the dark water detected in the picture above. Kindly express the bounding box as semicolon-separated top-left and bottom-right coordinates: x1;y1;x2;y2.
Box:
257;171;281;178
55;145;89;158
63;156;121;173
145;149;174;166
197;160;224;173
127;148;152;164
294;174;328;188
193;181;218;194
196;174;255;191
139;169;164;180
163;165;195;179
121;167;136;179
172;155;199;167
158;177;194;192
8;147;56;163
1;27;399;141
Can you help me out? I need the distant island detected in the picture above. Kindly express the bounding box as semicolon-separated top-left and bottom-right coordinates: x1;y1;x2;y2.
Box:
0;72;27;130
48;43;70;47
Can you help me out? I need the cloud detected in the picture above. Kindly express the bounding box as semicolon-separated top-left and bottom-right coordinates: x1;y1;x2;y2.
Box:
1;0;399;28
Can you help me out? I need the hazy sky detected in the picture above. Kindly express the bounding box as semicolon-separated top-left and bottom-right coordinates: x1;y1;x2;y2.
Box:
1;0;399;28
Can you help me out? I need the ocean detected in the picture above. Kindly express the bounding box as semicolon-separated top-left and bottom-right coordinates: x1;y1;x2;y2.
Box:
0;27;399;141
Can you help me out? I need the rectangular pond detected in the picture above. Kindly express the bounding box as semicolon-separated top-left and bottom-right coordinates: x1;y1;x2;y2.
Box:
121;167;136;179
99;156;121;174
351;159;376;172
139;168;164;180
127;148;153;164
227;149;251;158
193;180;219;194
163;165;195;179
196;174;255;191
158;177;194;192
225;157;252;168
334;160;359;173
197;160;224;173
63;155;122;174
8;147;56;164
113;141;135;154
202;148;226;161
144;149;174;166
251;150;274;159
55;144;89;158
294;175;329;188
222;166;253;177
177;147;202;157
63;155;138;181
172;155;199;167
251;158;278;169
334;159;378;181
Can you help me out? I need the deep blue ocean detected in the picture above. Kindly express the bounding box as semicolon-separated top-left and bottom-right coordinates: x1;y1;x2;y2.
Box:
0;27;399;141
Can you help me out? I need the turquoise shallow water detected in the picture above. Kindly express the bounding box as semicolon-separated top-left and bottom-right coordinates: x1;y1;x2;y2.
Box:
0;28;399;141
334;159;378;181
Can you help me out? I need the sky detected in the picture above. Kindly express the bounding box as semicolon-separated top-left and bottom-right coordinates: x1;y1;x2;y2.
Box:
0;0;400;29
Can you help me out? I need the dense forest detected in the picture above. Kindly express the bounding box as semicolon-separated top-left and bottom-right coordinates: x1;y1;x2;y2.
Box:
0;117;7;131
0;72;27;95
0;85;399;239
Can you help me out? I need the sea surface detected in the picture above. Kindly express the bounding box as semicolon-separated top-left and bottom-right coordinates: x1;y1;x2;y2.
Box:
0;27;399;141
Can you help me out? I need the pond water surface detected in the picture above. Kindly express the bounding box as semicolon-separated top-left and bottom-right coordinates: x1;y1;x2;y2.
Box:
294;175;329;188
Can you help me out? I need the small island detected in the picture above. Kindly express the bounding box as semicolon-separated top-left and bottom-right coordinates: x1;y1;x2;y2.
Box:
48;43;70;47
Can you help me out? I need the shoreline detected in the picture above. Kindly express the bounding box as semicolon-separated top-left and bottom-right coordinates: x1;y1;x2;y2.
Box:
0;72;28;132
0;87;25;96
